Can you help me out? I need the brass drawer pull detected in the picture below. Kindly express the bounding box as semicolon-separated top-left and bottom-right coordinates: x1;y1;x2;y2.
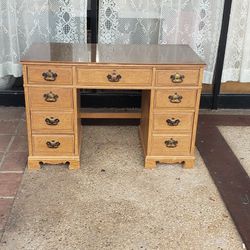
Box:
168;93;183;103
43;91;58;102
107;70;122;82
42;70;58;81
170;73;184;83
166;118;180;126
46;140;60;149
165;138;178;148
45;117;60;126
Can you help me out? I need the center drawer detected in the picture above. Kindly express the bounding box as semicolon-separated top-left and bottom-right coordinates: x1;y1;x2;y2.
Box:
32;135;74;156
77;68;152;86
31;111;74;133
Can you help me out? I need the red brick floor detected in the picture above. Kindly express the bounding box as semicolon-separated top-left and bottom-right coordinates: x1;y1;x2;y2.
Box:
0;107;27;239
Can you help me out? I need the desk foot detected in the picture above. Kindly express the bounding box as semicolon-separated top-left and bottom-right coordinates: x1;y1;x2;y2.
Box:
68;160;80;170
28;159;41;170
145;159;157;169
183;159;195;169
27;157;80;170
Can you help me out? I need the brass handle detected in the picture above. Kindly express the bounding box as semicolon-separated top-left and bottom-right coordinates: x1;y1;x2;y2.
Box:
170;73;184;83
107;70;122;82
42;70;58;81
165;138;178;148
166;118;180;126
45;117;60;126
43;91;58;102
168;93;183;103
46;140;60;149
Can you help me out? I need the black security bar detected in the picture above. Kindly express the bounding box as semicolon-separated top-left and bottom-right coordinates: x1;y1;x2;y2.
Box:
212;0;233;109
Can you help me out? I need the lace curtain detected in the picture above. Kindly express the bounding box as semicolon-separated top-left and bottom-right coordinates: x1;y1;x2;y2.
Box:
98;0;225;83
0;0;87;78
222;0;250;82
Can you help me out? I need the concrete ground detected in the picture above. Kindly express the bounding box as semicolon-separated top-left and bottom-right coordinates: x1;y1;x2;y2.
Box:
0;126;243;250
219;126;250;177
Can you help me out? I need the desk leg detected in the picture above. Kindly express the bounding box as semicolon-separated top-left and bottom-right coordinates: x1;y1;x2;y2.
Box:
27;157;80;170
68;159;80;170
145;159;157;169
28;159;41;170
183;159;195;169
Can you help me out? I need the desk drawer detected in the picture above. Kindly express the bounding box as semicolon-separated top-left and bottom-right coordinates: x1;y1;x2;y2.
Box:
153;112;194;132
27;66;73;85
28;87;73;110
155;90;197;109
32;135;74;156
156;70;199;86
77;68;152;86
31;111;74;132
151;134;191;156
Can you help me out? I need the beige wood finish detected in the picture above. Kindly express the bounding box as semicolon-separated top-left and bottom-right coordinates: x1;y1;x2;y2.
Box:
32;135;74;156
155;89;197;109
29;87;73;110
30;111;74;132
77;68;152;86
27;156;80;170
156;69;199;86
153;112;194;132
139;90;151;155
21;43;205;170
151;134;192;156
27;65;73;85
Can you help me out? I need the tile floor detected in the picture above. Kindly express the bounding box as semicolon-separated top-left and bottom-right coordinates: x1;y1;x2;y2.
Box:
0;108;27;238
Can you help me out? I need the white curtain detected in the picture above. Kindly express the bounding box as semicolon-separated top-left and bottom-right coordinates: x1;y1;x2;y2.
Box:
222;0;250;83
0;0;87;78
98;0;225;83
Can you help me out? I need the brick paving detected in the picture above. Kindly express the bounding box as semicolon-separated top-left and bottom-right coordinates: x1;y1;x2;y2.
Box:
0;107;27;240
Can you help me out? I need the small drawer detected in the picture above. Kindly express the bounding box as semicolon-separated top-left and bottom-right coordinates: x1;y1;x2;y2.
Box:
27;66;73;85
155;90;197;109
153;112;194;132
32;135;74;156
156;70;200;86
77;68;152;86
28;87;73;110
31;111;74;132
151;134;191;156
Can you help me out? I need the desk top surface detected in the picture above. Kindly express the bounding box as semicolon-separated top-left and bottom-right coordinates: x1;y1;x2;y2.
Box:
21;43;205;65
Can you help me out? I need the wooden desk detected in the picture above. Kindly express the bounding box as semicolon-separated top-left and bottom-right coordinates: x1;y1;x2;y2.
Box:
21;43;205;170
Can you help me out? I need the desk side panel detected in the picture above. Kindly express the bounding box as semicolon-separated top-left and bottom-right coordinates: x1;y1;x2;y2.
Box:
23;65;33;156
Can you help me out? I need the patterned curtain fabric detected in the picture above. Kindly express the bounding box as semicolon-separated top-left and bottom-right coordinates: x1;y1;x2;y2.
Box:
222;0;250;82
0;0;87;78
98;0;225;83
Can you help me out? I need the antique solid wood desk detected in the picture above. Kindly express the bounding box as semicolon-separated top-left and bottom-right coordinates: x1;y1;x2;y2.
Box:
21;43;205;170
